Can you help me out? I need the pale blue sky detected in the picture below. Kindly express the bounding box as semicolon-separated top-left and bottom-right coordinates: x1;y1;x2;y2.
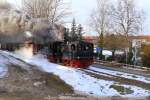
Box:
7;0;150;35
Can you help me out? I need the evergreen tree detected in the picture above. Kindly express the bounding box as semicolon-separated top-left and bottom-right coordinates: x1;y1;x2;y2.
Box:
77;24;83;41
141;44;150;68
70;18;78;41
64;28;70;43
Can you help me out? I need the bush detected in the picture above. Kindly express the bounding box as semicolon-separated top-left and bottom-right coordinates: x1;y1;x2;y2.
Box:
106;56;113;61
141;45;150;68
110;84;134;95
142;54;150;68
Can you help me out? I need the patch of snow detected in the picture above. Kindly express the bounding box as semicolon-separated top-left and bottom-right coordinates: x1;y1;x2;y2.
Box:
0;54;8;78
25;55;120;96
0;64;8;78
89;67;150;84
115;51;124;55
0;51;31;70
103;50;112;56
122;84;150;96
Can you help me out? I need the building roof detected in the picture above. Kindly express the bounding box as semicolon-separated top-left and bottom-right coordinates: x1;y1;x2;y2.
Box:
82;36;99;44
129;35;150;42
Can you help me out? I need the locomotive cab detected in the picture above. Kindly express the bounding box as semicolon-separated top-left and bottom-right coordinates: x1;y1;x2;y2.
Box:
62;41;93;68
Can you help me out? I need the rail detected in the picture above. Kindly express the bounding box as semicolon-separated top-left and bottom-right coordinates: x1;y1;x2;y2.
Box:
94;60;150;71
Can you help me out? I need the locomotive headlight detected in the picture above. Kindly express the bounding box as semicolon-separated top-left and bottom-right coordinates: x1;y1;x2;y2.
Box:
77;56;80;59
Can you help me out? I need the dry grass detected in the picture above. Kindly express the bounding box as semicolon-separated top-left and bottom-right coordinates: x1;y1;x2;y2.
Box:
44;73;73;94
110;84;134;95
0;64;73;100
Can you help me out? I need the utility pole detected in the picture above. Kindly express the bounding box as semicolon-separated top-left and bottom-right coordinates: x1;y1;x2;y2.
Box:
125;48;128;66
132;41;138;67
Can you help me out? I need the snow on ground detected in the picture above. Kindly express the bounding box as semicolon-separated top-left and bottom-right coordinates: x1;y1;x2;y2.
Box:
21;55;119;96
0;54;8;78
1;51;150;96
88;67;150;84
103;50;112;56
0;51;31;71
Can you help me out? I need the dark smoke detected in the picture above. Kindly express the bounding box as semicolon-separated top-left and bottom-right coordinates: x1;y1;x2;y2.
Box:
0;2;64;44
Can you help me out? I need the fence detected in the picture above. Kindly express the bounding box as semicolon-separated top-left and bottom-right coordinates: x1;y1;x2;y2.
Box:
94;60;150;71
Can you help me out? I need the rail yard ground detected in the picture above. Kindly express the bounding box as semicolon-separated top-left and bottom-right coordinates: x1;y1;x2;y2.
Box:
0;51;149;100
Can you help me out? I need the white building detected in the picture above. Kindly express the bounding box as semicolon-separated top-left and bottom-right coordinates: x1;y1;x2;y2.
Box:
130;36;150;48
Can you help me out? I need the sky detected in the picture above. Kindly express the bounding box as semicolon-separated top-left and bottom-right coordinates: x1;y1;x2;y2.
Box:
138;0;150;35
6;0;150;35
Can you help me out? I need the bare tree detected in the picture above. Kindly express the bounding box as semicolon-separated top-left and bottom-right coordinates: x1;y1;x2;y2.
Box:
22;0;69;25
90;0;112;59
111;0;144;37
90;0;112;35
104;33;128;60
110;0;145;64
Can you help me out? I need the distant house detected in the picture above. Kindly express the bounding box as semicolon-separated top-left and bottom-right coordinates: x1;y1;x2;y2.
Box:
129;35;150;48
82;36;99;47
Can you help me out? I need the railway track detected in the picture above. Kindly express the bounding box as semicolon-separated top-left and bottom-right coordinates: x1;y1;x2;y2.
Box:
94;60;150;71
80;66;150;90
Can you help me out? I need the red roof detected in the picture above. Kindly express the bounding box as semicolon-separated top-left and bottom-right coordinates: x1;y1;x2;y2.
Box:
82;36;99;44
83;35;150;44
129;35;150;42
